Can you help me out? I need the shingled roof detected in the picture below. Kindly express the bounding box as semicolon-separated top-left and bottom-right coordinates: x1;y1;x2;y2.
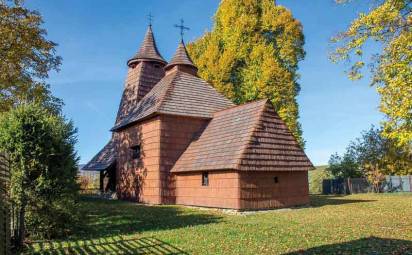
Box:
82;138;116;171
127;26;166;66
171;99;314;173
112;70;234;131
165;40;197;71
115;59;165;126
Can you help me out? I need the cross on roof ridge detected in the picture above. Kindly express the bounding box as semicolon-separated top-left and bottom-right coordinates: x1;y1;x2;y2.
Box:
147;13;154;27
174;19;190;40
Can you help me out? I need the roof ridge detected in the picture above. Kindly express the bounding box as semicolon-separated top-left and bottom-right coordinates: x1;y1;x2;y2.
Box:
234;100;269;170
213;98;268;116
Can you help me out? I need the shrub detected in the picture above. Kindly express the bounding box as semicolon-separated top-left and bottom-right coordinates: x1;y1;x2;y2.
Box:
0;104;80;242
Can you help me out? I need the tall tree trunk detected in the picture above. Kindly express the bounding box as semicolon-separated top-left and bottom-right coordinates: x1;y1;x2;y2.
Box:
15;198;26;247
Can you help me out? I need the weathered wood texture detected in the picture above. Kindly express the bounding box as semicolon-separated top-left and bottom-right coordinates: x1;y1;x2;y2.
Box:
174;170;309;210
174;171;241;209
0;153;10;255
115;60;165;126
159;115;209;204
239;171;309;210
116;114;209;205
172;99;313;173
116;117;162;204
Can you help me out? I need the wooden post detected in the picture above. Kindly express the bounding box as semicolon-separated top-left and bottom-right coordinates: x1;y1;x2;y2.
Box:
99;171;104;192
410;176;412;192
0;153;10;255
347;178;352;194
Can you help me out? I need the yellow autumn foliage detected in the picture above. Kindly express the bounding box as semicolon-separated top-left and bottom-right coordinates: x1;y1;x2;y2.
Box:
332;0;411;150
188;0;305;146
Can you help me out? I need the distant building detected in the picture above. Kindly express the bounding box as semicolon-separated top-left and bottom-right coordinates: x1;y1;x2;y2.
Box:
83;25;313;210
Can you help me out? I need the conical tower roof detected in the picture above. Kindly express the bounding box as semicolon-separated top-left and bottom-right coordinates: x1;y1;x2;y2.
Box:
165;40;197;72
127;26;167;66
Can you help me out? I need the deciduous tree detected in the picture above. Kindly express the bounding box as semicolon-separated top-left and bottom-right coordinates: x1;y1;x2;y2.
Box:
188;0;306;146
327;126;412;190
331;0;411;149
0;0;62;113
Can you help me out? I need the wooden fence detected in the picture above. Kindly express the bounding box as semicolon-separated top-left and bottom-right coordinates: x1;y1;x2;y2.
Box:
0;153;10;255
323;176;412;195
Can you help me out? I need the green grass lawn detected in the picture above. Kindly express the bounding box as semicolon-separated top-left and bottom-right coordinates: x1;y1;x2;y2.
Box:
24;193;412;255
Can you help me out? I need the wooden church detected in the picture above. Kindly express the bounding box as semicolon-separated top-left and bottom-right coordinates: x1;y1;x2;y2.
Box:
83;25;313;210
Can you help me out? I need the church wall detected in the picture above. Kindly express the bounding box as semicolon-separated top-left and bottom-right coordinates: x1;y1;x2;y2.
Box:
173;171;241;209
173;170;309;210
116;116;162;204
135;61;165;100
158;115;209;204
238;171;309;210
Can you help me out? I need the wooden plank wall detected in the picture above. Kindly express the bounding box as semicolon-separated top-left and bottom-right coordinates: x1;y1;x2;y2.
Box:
0;153;10;255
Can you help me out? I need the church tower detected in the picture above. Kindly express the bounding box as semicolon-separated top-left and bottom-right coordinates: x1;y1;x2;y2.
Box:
115;25;167;126
164;40;198;76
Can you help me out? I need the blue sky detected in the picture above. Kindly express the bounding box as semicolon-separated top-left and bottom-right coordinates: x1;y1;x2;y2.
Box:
27;0;382;166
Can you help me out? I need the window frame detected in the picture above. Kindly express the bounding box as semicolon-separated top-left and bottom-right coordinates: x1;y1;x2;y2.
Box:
130;144;141;160
202;172;209;186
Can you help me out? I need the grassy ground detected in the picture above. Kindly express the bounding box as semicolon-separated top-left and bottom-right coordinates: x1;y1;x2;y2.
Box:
24;194;412;255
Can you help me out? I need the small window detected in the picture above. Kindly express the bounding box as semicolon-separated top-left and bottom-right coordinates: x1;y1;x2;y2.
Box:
130;145;141;160
202;172;209;186
274;176;279;183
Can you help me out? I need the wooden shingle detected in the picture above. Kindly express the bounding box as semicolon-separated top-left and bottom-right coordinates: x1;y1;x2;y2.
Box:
112;70;234;131
171;99;313;173
82;138;117;171
127;26;166;66
164;40;197;72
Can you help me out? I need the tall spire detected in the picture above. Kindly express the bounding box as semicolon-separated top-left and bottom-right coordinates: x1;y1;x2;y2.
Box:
127;26;167;67
164;40;198;75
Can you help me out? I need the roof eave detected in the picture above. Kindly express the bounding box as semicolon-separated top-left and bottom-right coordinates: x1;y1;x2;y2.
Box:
111;111;213;132
82;160;116;172
170;167;236;174
127;57;167;67
111;112;159;132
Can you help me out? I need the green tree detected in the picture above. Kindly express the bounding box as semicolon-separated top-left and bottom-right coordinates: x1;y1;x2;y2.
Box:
0;0;62;113
327;151;362;179
331;0;411;149
353;126;411;176
188;0;306;146
0;104;79;246
327;126;411;191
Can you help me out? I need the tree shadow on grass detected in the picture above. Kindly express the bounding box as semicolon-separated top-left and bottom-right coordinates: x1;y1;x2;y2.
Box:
284;236;412;255
29;236;188;255
310;195;376;208
72;196;222;240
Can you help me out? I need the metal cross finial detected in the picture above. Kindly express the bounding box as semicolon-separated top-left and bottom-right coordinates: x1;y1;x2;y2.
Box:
174;19;190;40
147;13;154;27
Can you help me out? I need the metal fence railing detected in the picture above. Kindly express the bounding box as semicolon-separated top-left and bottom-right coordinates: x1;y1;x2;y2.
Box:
323;176;412;195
